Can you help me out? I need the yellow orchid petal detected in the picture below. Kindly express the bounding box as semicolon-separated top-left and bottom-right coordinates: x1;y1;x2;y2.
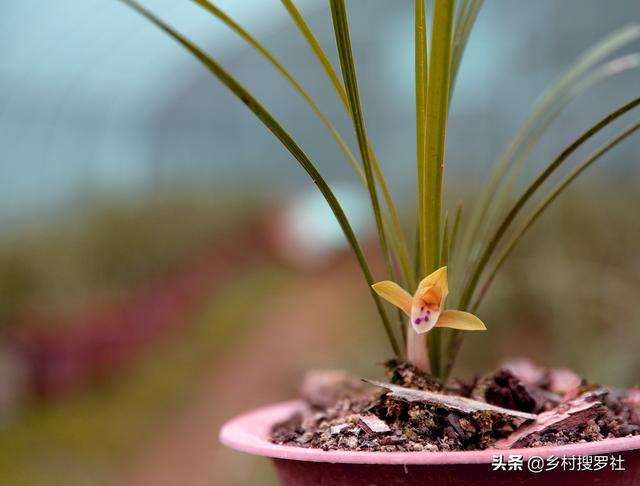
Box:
435;310;487;331
417;266;448;295
371;281;412;316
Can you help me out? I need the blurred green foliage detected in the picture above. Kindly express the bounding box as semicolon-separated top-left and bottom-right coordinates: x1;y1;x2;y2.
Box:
0;193;254;330
0;264;287;486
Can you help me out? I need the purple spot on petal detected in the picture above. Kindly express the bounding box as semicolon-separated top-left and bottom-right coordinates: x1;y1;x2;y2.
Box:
414;318;421;324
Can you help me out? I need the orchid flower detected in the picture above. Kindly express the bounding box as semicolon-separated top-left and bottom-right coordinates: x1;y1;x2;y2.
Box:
372;266;486;334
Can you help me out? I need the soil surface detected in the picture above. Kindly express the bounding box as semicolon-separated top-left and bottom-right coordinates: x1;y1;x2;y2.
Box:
271;359;640;452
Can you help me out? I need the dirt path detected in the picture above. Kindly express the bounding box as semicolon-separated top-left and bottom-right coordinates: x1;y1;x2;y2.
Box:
114;261;364;486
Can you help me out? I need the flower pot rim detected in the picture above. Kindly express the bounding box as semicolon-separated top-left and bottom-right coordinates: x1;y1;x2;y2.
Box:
219;399;640;465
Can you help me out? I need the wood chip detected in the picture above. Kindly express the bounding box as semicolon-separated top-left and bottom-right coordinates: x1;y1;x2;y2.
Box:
330;423;349;435
357;414;391;435
379;435;407;445
365;380;538;420
295;433;313;445
494;389;608;449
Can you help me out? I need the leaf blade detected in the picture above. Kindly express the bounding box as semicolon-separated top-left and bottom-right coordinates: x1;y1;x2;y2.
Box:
424;0;455;275
459;24;640;278
470;121;640;313
459;96;640;313
450;0;483;99
280;0;350;110
191;0;367;189
284;0;414;290
329;0;395;284
415;0;428;277
118;0;403;356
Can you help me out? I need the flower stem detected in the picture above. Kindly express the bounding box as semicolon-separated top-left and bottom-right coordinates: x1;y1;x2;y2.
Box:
407;326;429;372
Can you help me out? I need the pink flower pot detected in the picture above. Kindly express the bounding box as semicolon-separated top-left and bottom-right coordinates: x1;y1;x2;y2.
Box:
220;400;640;485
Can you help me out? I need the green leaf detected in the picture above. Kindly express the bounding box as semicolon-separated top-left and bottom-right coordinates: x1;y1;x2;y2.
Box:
460;96;640;312
118;0;403;357
285;0;414;290
429;210;453;376
429;209;452;377
421;0;455;379
470;121;640;313
443;97;640;380
280;0;349;110
483;53;640;249
415;0;428;278
423;0;455;277
191;0;367;191
450;0;483;99
329;0;395;282
472;52;640;267
459;24;640;277
199;0;413;292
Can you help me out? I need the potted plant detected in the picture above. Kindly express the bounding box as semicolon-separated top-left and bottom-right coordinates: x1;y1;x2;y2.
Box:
119;0;640;484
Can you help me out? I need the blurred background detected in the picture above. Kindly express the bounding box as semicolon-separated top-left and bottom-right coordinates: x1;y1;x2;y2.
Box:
0;0;639;485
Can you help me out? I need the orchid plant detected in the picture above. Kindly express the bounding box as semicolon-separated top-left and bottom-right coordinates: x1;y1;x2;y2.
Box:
120;0;640;381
